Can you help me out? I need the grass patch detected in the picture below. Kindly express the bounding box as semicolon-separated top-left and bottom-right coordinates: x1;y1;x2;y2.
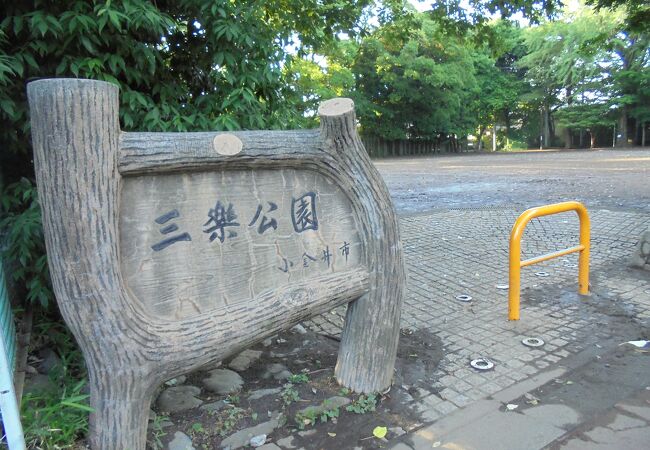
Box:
21;317;90;449
21;378;91;449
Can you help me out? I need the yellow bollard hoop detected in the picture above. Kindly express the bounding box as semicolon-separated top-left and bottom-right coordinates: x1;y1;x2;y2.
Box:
508;201;590;320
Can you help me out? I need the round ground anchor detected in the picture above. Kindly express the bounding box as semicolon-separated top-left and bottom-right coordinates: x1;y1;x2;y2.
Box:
470;358;494;371
535;271;550;277
522;337;545;348
456;294;473;302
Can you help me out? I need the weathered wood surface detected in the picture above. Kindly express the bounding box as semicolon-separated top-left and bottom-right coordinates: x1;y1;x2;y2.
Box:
121;169;362;320
120;129;322;174
28;79;405;450
318;98;405;393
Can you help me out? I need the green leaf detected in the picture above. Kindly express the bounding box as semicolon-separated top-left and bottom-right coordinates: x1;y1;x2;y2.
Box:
79;35;96;53
55;59;67;75
31;14;48;37
0;99;16;117
13;16;24;34
22;53;38;70
60;401;94;412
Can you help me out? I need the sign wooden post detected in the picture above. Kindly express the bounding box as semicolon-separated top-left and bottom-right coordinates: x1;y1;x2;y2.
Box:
27;79;405;450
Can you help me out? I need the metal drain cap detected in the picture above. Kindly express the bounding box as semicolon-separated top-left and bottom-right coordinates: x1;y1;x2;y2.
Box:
495;284;509;290
522;337;545;348
456;294;473;302
470;358;494;371
535;271;550;277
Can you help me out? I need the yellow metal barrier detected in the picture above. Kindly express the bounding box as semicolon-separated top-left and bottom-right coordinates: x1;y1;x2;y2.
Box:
509;201;590;320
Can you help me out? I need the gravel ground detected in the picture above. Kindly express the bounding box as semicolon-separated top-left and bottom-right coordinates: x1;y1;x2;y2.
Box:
373;147;650;214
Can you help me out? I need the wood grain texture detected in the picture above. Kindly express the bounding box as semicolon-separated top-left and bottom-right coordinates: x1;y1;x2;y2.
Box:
28;79;404;450
119;129;323;174
318;98;406;393
120;169;363;320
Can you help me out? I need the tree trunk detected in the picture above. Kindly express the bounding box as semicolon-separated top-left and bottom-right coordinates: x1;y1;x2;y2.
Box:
539;108;544;149
565;86;573;149
492;126;497;151
618;106;628;147
643;123;646;147
543;103;551;148
564;128;571;149
589;131;595;149
477;125;484;151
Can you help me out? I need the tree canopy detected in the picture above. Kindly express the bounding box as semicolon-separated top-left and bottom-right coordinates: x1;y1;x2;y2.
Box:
0;0;386;180
1;0;649;311
352;14;479;140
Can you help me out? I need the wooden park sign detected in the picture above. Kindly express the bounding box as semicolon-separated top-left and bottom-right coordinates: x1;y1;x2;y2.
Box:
27;79;405;449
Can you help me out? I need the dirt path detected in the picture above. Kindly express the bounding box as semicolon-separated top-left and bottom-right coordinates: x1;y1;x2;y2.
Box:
374;148;650;214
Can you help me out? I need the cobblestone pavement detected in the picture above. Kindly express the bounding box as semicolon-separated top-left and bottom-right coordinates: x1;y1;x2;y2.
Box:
308;206;649;425
302;150;650;448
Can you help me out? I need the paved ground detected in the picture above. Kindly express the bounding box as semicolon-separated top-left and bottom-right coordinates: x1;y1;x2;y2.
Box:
374;148;650;214
308;148;650;449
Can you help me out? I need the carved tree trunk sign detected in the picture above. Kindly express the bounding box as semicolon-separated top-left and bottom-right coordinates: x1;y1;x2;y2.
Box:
27;79;405;450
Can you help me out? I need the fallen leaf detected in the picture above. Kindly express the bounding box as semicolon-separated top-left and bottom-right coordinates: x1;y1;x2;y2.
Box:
433;441;441;448
328;433;336;437
506;404;518;410
524;393;540;405
373;426;388;439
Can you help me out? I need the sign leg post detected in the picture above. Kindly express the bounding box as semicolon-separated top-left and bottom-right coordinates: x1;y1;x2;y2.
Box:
28;79;154;450
318;99;405;393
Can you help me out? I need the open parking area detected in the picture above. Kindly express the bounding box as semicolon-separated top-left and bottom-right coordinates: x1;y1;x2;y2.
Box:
374;148;650;214
308;148;650;449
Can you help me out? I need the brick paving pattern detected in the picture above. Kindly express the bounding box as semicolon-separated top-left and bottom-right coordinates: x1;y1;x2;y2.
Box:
307;207;649;418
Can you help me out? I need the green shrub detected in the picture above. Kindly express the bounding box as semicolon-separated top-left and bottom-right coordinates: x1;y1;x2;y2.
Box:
281;383;301;406
0;179;52;308
346;393;377;414
287;373;309;384
21;316;89;448
295;401;340;429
